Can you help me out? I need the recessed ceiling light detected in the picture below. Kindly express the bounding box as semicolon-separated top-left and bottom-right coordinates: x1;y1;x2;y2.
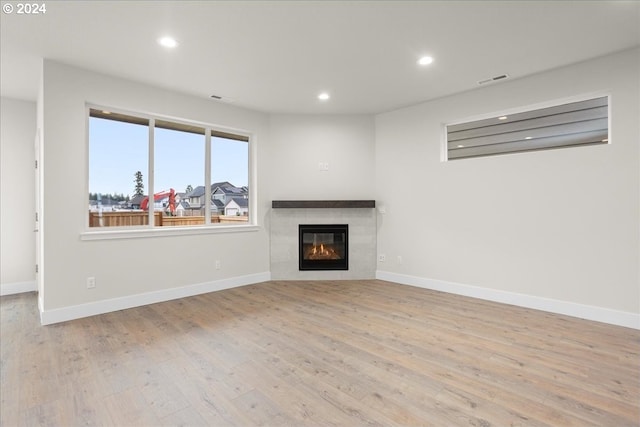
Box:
525;136;533;140
498;116;508;120
457;145;465;148
417;56;434;66
318;92;330;101
158;36;178;48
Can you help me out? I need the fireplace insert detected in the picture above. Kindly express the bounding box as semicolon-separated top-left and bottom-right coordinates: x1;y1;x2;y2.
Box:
299;224;348;270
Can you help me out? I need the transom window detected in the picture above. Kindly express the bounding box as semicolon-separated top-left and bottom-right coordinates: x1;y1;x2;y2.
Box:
445;96;609;160
88;107;250;228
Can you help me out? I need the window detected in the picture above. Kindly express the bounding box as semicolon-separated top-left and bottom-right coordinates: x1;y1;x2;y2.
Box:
88;107;251;229
446;96;609;160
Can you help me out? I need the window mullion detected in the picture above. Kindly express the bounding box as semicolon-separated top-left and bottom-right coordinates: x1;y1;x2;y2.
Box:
148;118;155;227
205;129;211;224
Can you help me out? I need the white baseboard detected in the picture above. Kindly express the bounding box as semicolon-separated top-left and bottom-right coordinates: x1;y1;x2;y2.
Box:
40;272;271;325
376;270;640;330
1;280;37;296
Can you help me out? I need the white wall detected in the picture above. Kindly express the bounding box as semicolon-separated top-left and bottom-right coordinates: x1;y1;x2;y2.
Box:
37;64;377;323
39;61;271;320
19;50;640;327
0;97;36;294
267;114;376;200
375;48;639;325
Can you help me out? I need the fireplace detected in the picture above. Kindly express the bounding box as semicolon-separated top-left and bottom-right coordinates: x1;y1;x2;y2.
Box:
299;224;348;271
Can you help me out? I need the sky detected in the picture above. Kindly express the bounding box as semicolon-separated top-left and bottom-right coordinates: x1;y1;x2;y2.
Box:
89;117;248;197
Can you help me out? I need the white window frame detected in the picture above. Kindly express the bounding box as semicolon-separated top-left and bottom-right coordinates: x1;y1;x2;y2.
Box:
81;104;257;240
443;92;611;161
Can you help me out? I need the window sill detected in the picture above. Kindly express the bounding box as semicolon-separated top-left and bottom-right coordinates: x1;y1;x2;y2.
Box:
80;224;260;241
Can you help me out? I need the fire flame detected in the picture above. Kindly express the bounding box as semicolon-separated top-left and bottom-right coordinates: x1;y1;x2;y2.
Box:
306;243;339;260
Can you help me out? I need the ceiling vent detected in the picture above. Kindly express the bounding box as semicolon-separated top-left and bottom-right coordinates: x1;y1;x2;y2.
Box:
477;74;509;85
210;94;235;104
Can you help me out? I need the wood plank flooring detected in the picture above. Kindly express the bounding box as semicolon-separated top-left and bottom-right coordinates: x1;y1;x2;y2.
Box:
2;280;639;426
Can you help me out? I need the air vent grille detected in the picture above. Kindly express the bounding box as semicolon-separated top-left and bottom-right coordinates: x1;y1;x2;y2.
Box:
478;74;509;85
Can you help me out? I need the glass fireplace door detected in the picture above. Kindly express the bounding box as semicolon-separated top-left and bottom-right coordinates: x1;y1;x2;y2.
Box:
299;224;348;270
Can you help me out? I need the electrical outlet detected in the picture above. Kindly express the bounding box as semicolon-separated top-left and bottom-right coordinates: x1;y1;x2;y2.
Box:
378;254;386;262
86;276;96;289
397;255;403;264
215;260;221;270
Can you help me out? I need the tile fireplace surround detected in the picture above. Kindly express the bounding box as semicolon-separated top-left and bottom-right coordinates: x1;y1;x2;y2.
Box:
270;200;376;280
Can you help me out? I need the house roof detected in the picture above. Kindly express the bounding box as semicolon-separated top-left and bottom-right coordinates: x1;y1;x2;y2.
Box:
189;183;245;198
213;185;246;195
226;197;249;208
186;186;205;198
130;194;146;205
211;181;234;189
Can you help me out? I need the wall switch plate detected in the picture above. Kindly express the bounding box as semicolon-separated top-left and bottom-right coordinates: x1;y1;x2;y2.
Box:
87;277;96;289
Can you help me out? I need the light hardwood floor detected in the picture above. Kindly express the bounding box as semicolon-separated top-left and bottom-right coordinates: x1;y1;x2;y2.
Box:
2;280;639;426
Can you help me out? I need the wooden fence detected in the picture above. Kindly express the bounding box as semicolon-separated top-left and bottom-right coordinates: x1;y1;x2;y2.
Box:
89;212;247;227
161;216;207;226
89;211;160;227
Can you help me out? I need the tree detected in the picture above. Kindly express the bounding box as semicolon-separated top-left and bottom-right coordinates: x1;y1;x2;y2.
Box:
185;184;193;194
134;171;144;196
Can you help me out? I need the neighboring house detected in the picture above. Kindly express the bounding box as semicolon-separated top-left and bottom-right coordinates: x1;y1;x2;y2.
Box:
129;194;145;209
211;187;228;204
224;197;249;216
211;199;225;214
153;195;169;211
175;200;190;216
212;182;248;206
186;182;248;212
185;186;206;208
